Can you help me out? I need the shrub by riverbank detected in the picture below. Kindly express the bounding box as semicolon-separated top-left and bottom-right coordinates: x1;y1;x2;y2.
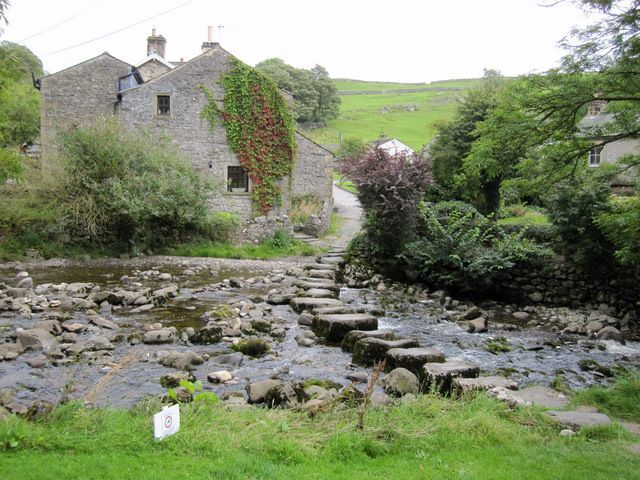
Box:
1;392;638;479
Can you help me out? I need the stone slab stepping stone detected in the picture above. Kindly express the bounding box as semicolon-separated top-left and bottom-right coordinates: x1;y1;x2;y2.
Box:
341;329;396;352
290;297;344;313
386;348;445;377
316;306;367;316
545;410;611;430
304;263;337;271
621;421;640;437
517;386;569;409
304;270;336;280
353;337;420;366
294;279;339;293
318;256;344;265
422;360;480;393
301;288;338;299
453;375;518;393
312;313;378;342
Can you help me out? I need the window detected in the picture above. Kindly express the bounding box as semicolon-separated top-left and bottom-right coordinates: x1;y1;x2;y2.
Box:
157;95;170;116
588;146;602;167
227;166;249;193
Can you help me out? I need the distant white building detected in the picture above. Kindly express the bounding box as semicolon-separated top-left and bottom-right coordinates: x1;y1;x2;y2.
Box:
378;138;414;157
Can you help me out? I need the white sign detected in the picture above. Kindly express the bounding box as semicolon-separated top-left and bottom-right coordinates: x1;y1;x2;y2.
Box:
153;404;180;441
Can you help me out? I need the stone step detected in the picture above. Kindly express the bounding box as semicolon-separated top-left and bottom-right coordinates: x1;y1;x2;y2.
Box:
312;313;378;342
294;279;339;293
316;306;367;316
517;386;569;409
452;375;518;394
341;329;395;352
290;297;344;313
422;360;480;394
317;256;344;266
386;348;445;377
352;337;420;366
304;270;336;280
299;288;338;299
545;410;611;431
304;263;337;271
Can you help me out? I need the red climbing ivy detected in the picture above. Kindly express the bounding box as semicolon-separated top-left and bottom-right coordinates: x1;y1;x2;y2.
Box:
202;60;296;215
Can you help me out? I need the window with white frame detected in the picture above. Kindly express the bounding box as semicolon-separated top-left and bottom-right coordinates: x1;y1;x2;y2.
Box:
588;145;602;167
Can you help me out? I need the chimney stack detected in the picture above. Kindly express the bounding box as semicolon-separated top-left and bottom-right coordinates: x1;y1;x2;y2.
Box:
202;25;218;52
147;28;167;58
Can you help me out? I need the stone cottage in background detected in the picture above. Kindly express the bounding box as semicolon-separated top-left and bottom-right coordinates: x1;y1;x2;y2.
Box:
39;29;334;238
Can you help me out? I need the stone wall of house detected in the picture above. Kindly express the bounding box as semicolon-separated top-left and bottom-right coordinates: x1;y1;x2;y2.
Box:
493;262;640;323
40;53;132;169
118;45;292;219
600;137;639;185
137;59;172;82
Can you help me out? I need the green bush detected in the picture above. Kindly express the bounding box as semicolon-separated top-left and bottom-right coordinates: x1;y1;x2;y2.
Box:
401;202;551;292
55;119;215;250
199;211;241;244
545;174;615;268
0;148;24;182
596;193;640;267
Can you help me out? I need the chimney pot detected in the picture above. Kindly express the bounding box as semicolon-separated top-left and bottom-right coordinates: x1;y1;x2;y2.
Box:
208;25;214;42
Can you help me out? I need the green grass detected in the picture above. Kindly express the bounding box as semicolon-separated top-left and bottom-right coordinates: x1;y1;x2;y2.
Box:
305;78;483;150
324;212;343;237
1;394;638;479
571;370;640;422
170;238;316;259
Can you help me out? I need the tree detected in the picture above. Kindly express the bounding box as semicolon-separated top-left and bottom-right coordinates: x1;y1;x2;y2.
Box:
0;0;9;32
256;58;340;125
426;70;507;212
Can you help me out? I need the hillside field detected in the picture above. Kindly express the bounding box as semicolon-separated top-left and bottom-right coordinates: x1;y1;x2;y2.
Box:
304;78;483;151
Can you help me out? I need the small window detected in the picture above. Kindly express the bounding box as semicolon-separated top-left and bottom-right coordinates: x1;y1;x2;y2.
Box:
227;166;249;193
588;146;602;167
157;95;170;116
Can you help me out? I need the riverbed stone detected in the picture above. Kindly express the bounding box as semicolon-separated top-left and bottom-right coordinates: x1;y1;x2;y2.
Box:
596;326;624;342
212;352;243;367
487;386;531;408
246;379;282;404
467;317;488;333
264;381;309;408
296;330;317;347
352;338;420;366
16;328;58;351
545;410;611;430
341;329;396;352
150;285;179;304
313;313;378;342
160;371;196;388
89;315;119;330
207;370;234;384
17;277;33;289
347;371;369;383
386;347;446;376
422;360;480;393
267;292;296;305
143;328;177;344
290;297;343;313
158;350;204;370
130;304;154;313
298;312;314;326
191;325;224;344
0;343;23;360
517;386;569;408
382;367;419;397
33;320;62;335
452;375;518;394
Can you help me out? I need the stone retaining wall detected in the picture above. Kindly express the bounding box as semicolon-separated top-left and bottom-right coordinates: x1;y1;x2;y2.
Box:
493;262;640;323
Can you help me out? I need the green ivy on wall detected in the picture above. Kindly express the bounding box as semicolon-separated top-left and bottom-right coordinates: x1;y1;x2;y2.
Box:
201;60;296;215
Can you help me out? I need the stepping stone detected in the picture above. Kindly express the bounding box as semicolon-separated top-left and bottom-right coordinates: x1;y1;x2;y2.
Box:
316;306;367;316
620;421;640;437
545;410;611;430
386;348;445;376
290;297;343;313
422;360;480;394
304;263;337;271
517;386;569;409
341;329;396;352
305;270;335;280
352;337;420;366
312;313;378;342
453;375;518;394
294;279;339;293
300;288;338;299
318;256;344;265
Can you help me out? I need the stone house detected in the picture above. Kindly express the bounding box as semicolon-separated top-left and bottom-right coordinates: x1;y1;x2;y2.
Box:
580;99;639;187
39;30;333;234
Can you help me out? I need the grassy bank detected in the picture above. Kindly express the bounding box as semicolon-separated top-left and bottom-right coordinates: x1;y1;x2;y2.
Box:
170;237;317;260
1;393;638;479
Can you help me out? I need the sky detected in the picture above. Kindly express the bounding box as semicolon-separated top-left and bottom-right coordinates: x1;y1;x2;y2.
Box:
1;0;595;83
